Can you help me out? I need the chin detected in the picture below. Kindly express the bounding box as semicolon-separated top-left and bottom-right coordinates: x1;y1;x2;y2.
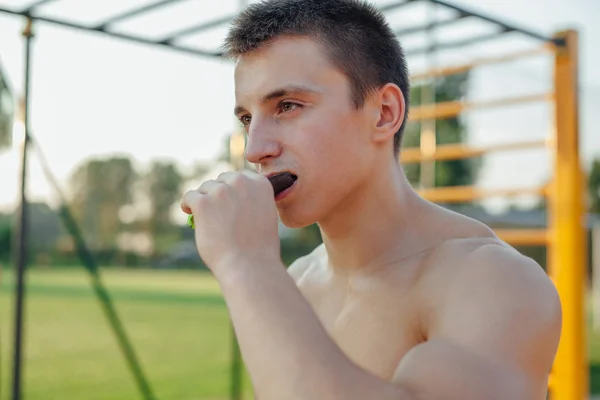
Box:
277;180;355;228
276;204;321;229
277;197;338;229
277;212;314;229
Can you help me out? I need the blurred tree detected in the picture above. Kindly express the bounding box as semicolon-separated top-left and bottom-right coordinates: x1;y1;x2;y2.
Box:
69;156;137;250
402;72;481;188
188;161;210;181
0;212;11;263
589;158;600;214
27;202;64;252
0;60;14;152
144;160;184;253
0;203;64;266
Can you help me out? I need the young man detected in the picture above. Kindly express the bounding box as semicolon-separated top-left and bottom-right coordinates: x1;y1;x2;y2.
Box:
181;0;562;399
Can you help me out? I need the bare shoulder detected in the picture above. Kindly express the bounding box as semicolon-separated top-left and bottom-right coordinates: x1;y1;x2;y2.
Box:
442;239;560;316
390;238;561;398
287;243;326;283
428;237;561;326
425;238;562;377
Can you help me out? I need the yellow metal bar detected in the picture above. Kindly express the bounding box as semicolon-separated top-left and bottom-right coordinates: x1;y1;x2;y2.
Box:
416;185;547;203
548;29;587;400
410;45;552;81
400;139;548;164
494;229;550;246
548;372;556;391
409;93;553;121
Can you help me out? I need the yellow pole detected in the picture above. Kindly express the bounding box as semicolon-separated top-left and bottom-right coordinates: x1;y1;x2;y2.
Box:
549;29;587;400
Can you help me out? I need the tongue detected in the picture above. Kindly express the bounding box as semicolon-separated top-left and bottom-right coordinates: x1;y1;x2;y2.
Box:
268;172;297;196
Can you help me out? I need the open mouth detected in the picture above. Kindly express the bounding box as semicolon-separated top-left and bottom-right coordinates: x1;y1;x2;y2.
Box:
268;172;298;196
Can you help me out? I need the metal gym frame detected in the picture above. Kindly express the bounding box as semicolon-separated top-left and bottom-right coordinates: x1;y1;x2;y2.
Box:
0;0;585;399
401;29;585;400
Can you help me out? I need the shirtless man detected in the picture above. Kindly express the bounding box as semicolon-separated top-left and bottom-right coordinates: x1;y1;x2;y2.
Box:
180;0;562;399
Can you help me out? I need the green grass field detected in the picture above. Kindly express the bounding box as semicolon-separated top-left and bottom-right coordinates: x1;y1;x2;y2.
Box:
1;267;600;399
0;267;253;400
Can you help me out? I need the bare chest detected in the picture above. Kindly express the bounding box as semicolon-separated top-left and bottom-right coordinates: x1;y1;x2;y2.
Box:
297;277;423;381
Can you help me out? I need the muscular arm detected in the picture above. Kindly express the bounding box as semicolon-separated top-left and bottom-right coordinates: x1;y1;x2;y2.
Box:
391;244;561;399
252;256;313;400
220;244;561;400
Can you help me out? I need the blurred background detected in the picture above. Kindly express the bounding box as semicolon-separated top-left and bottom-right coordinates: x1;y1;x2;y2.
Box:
0;0;598;399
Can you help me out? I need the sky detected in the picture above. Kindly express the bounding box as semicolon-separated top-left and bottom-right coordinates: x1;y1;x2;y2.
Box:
0;0;598;219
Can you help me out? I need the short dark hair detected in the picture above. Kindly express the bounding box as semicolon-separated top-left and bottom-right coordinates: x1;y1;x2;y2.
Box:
223;0;410;155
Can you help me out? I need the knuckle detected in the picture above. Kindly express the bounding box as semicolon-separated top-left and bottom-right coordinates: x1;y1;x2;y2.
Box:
213;183;231;198
230;173;248;188
198;178;216;188
198;181;209;192
217;171;233;181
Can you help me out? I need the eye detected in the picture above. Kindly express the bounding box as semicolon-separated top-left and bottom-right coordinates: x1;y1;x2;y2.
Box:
239;114;252;126
279;101;300;113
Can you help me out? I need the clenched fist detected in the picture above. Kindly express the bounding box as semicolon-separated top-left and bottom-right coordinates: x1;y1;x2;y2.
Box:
180;170;281;278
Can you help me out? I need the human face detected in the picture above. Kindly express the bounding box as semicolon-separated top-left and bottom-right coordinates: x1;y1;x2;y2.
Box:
233;36;376;228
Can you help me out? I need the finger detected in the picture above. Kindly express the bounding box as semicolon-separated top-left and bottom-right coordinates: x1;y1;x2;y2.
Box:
240;169;262;181
221;169;265;186
215;171;251;190
198;179;225;194
180;197;193;215
240;169;274;193
217;171;242;185
180;189;203;215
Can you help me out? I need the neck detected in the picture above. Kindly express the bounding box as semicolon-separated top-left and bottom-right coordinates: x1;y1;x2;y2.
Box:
317;161;429;273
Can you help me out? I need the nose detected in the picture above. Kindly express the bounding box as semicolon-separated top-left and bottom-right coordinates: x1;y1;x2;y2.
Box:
245;122;282;165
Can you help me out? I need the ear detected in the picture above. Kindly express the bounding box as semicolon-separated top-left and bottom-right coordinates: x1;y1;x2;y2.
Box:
370;83;406;144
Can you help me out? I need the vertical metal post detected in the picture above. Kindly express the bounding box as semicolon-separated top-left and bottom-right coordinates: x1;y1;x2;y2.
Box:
11;16;33;400
593;224;600;333
548;29;587;400
419;0;437;188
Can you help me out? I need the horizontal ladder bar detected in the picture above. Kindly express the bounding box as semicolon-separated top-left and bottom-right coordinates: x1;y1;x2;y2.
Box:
409;92;553;121
494;229;550;246
410;45;551;81
400;139;549;163
416;185;548;203
407;31;510;57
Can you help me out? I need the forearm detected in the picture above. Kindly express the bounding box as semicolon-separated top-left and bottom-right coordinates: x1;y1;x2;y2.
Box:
215;260;410;400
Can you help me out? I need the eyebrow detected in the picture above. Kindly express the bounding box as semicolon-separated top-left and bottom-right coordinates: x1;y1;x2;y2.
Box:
234;84;321;116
